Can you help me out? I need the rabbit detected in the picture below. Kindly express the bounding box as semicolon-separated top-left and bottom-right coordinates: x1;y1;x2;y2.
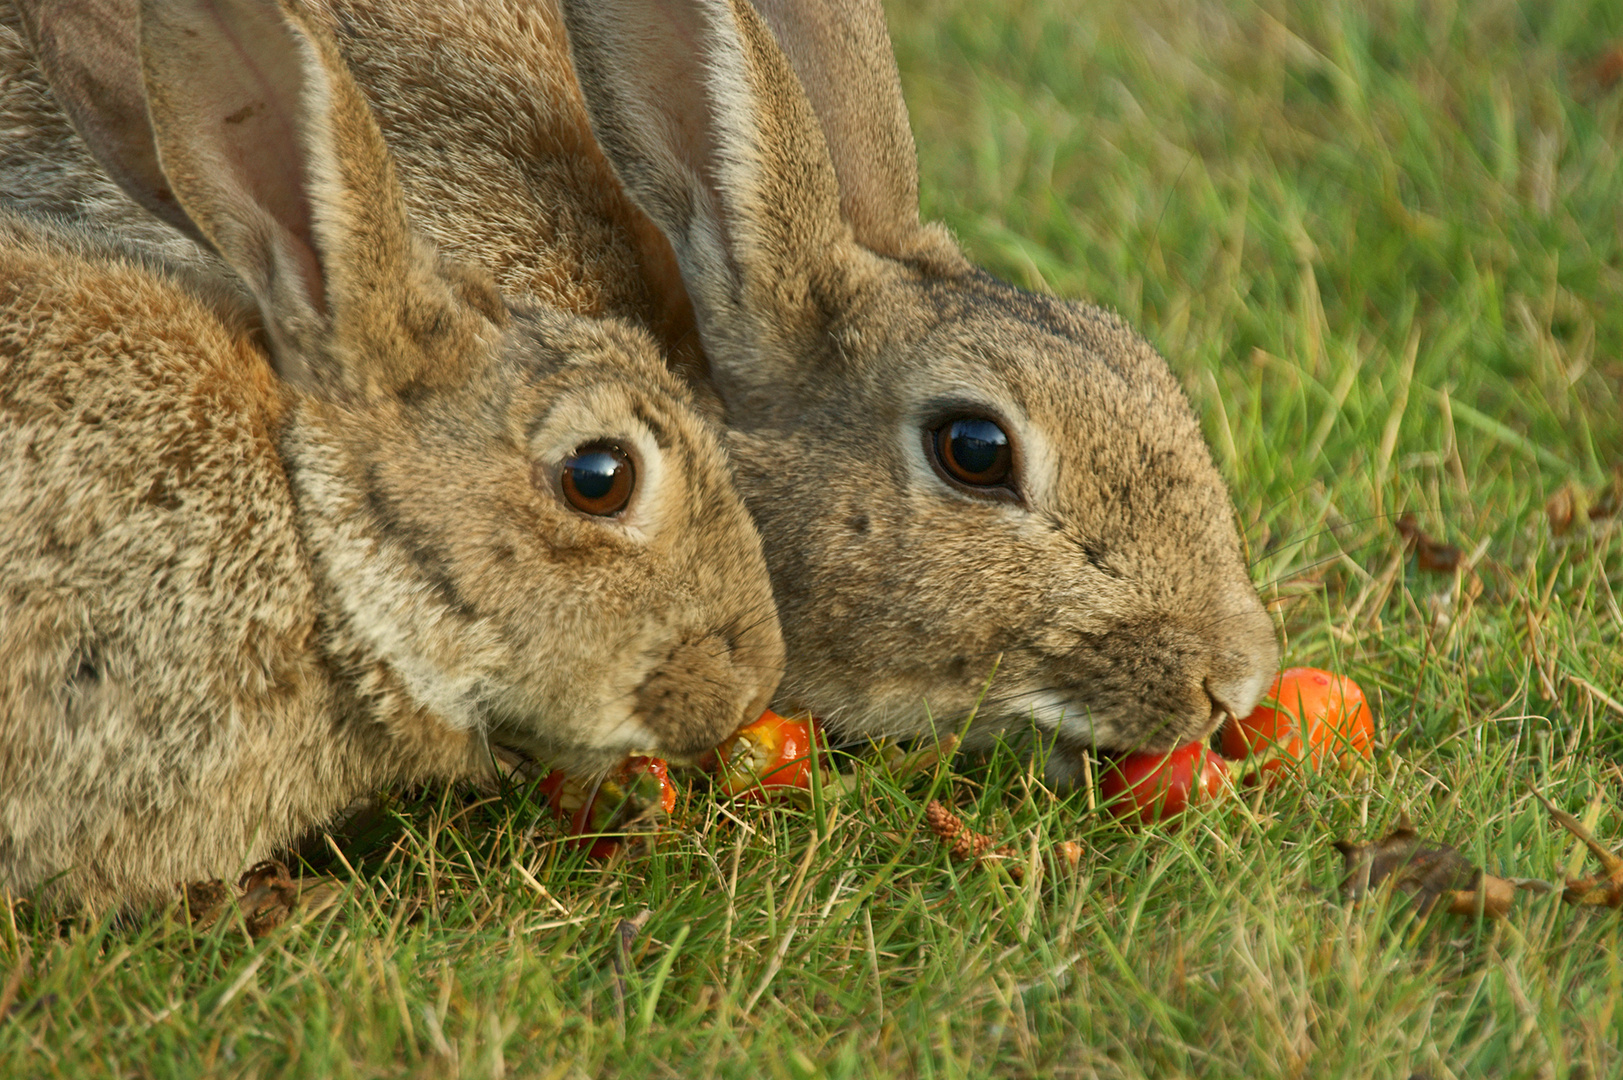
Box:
0;0;1279;784
0;0;784;914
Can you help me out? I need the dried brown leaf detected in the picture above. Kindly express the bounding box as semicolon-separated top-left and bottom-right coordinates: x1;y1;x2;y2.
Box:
177;860;329;937
1334;821;1521;919
237;860;300;938
1593;465;1623;520
1546;466;1623;536
1592;45;1623;90
181;879;234;929
1563;875;1623;907
1534;789;1623;906
1442;874;1518;919
1396;513;1463;573
1547;482;1587;536
1054;840;1085;870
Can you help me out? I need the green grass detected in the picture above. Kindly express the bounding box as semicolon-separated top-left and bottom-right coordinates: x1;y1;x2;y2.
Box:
6;0;1623;1075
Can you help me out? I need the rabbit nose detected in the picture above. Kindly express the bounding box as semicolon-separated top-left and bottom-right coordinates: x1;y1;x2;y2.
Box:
1191;599;1279;733
633;633;749;756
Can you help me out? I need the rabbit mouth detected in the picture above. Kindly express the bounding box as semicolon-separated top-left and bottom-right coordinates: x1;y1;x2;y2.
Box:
974;687;1224;757
483;705;667;774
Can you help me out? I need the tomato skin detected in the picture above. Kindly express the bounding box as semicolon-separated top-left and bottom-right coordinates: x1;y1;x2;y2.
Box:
539;756;677;858
1098;743;1230;824
1221;667;1374;780
712;710;820;800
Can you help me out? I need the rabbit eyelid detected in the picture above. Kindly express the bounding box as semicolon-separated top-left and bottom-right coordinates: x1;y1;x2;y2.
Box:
909;394;1055;510
529;413;667;538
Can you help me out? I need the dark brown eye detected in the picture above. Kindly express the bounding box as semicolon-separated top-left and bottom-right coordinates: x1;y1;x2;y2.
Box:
932;417;1013;489
560;445;635;516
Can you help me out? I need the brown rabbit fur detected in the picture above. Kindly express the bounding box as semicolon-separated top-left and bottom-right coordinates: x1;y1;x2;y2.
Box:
1;0;1278;781
0;0;783;913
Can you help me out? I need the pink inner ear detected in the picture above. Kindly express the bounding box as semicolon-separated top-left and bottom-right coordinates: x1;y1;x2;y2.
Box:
137;0;327;317
191;0;326;313
638;0;729;218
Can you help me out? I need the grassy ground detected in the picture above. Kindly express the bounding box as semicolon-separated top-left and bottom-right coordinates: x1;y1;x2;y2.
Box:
5;0;1623;1076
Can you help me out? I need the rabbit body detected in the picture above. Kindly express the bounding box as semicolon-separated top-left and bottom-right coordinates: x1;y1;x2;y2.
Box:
2;219;362;910
0;0;782;912
1;0;1278;780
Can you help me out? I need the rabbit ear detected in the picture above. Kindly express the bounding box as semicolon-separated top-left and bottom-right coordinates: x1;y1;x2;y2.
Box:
560;0;857;394
10;0;206;245
139;0;492;395
32;0;491;394
135;0;325;384
746;0;934;262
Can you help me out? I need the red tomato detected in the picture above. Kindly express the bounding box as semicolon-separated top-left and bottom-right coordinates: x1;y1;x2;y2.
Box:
1098;742;1230;824
539;756;677;858
712;710;820;801
1221;667;1374;781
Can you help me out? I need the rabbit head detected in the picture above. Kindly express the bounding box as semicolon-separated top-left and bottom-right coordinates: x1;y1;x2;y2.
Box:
557;0;1278;775
18;0;783;771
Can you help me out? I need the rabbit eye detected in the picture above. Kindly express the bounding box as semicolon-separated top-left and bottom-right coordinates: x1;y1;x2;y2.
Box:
931;416;1013;490
560;445;635;516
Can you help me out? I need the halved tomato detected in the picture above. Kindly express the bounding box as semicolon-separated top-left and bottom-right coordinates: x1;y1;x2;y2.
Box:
1221;667;1374;781
711;710;821;801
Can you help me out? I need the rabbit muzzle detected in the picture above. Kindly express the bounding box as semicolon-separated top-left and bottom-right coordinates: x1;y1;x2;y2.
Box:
630;617;785;760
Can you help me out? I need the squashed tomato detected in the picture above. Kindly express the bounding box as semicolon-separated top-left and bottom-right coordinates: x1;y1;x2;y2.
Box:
1221;667;1374;781
710;710;820;800
1098;742;1229;824
538;756;677;858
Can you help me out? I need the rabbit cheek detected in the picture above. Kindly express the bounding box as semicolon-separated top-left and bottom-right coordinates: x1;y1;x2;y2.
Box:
282;419;509;732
